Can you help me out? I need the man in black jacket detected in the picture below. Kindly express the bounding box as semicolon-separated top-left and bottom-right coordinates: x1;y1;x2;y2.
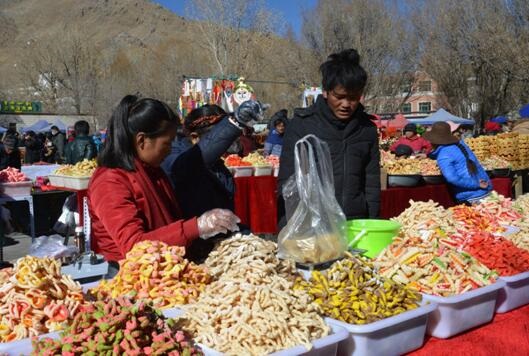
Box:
278;48;380;220
64;120;97;164
0;137;21;170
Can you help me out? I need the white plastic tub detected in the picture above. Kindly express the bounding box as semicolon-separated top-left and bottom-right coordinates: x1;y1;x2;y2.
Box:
254;165;273;176
161;308;348;356
48;174;90;190
61;175;91;190
325;302;436;356
47;174;65;188
0;180;33;196
231;166;253;177
422;280;506;338
496;271;529;313
196;323;348;356
0;332;59;356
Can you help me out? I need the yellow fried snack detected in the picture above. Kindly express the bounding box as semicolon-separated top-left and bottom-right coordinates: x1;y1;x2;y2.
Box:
54;159;97;177
295;253;421;324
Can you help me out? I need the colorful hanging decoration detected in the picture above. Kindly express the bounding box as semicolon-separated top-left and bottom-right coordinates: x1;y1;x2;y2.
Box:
178;76;257;118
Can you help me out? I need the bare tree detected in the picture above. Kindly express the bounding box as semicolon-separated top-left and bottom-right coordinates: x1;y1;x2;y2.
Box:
16;28;99;115
186;0;279;76
301;0;419;113
414;0;529;131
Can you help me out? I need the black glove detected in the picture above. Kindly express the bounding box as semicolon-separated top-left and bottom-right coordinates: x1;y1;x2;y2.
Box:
234;100;269;128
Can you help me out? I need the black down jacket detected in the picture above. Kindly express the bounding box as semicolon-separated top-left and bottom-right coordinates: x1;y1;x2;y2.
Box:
64;136;97;164
278;95;380;219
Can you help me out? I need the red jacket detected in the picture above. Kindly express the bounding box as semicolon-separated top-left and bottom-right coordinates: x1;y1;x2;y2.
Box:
390;135;432;154
88;159;199;262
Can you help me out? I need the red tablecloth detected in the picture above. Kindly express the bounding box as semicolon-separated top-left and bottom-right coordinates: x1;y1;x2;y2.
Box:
381;178;512;219
410;304;529;355
233;177;512;234
234;176;278;234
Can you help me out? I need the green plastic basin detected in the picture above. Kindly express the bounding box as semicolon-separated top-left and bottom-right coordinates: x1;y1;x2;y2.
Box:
345;219;401;258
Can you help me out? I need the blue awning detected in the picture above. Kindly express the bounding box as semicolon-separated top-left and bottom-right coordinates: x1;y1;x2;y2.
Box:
21;120;50;133
491;116;507;124
519;103;529;118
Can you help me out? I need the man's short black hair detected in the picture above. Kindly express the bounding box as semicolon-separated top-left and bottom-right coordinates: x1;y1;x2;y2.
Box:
74;120;90;136
320;48;367;92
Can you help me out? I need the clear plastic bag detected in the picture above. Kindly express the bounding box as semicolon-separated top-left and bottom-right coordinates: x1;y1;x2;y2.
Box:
278;134;347;264
29;234;79;259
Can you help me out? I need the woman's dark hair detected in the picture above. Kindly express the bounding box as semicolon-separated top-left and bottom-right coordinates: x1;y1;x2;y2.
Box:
184;105;227;136
98;95;178;171
455;142;477;175
74;120;90;136
320;48;368;92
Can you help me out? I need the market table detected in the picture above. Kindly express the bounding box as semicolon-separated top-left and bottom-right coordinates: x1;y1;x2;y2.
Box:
233;177;513;234
233;175;277;234
380;177;512;219
410;303;529;355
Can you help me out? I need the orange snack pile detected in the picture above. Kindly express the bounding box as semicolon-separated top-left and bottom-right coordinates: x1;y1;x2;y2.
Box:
89;240;211;308
0;256;85;342
452;231;529;276
224;154;252;167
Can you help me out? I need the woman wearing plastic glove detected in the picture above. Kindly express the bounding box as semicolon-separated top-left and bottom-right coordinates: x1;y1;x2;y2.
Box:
88;95;240;275
161;100;267;261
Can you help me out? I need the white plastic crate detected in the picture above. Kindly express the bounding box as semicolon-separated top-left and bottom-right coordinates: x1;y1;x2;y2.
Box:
161;308;348;356
196;323;348;356
422;280;506;338
0;332;59;356
231;166;253;177
47;174;65;188
0;180;32;196
496;271;529;313
61;175;91;190
254;165;273;176
48;174;90;190
325;302;436;356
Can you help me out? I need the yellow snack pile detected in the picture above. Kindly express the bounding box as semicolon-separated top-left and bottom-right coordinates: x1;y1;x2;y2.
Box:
295;253;421;324
55;159;97;177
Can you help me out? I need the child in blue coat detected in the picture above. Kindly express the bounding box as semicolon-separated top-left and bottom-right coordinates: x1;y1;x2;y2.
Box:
424;122;492;204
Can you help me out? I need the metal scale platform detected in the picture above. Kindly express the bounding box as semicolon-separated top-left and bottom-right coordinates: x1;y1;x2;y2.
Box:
61;197;108;280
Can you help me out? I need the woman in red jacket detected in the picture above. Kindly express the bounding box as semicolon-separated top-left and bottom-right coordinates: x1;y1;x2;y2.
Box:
88;95;240;270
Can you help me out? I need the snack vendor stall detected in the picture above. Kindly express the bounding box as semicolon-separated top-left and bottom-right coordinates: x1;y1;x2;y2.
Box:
2;190;529;355
3;147;529;356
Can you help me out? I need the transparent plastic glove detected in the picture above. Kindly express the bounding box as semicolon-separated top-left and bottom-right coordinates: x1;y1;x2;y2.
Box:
197;209;241;239
234;100;270;127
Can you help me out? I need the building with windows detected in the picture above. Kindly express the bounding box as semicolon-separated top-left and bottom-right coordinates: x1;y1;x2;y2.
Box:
400;72;449;118
366;71;450;120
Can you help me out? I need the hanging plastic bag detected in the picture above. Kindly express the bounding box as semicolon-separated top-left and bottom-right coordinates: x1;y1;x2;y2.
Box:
278;134;347;264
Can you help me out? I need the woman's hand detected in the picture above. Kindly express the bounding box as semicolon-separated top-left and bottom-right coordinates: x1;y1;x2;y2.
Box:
197;209;241;239
479;179;489;189
234;100;269;127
